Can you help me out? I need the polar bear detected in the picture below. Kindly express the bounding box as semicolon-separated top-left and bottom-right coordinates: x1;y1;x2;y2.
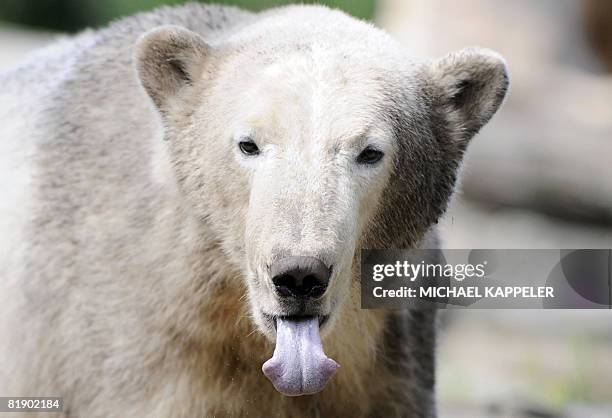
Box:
0;3;508;417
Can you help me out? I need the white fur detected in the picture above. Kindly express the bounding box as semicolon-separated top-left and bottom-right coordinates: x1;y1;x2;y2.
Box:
0;4;507;416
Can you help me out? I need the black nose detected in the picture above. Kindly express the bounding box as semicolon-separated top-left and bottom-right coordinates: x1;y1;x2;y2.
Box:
271;256;331;299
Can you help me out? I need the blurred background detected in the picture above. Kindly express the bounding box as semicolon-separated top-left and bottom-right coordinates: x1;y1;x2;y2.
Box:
1;1;610;417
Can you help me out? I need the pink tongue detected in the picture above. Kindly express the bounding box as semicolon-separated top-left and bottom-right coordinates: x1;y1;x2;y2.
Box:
262;317;339;396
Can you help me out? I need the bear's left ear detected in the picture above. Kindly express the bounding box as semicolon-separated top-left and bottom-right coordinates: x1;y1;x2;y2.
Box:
425;47;509;146
134;25;212;112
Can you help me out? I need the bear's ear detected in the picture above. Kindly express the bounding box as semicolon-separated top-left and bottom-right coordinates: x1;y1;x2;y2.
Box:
426;47;509;146
135;25;212;111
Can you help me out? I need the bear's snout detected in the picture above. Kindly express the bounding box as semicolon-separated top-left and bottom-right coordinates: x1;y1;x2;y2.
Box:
270;256;331;299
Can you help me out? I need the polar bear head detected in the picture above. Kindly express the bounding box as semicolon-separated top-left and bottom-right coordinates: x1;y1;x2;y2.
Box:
134;7;508;350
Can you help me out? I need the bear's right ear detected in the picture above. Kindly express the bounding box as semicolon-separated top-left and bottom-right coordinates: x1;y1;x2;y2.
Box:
135;25;212;111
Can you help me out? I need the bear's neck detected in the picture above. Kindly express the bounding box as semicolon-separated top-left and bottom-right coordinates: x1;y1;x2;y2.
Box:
166;223;273;367
160;270;389;417
151;213;389;415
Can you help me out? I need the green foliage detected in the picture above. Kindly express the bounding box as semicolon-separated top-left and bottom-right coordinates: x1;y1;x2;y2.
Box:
0;0;375;32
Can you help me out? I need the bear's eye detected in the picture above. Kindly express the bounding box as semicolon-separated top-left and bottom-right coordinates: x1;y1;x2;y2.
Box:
356;146;384;165
238;139;260;156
